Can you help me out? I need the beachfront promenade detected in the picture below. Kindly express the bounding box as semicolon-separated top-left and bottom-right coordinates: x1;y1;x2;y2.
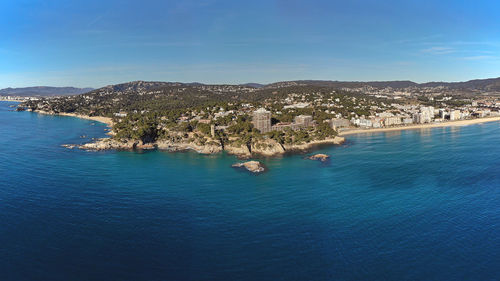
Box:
339;116;500;136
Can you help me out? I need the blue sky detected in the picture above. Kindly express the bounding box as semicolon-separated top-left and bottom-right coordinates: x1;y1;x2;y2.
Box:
1;0;499;88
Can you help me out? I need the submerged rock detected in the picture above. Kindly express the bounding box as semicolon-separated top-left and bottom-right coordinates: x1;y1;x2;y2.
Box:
232;161;265;173
61;144;77;149
308;153;330;162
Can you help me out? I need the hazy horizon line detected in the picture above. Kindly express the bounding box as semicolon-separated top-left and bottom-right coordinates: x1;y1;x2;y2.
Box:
2;75;500;90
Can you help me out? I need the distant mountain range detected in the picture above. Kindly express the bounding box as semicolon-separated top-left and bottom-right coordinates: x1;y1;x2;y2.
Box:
0;86;94;97
194;77;500;91
110;77;500;91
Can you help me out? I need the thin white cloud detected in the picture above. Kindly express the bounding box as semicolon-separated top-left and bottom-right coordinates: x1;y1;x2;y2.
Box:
449;41;500;47
394;34;443;45
87;14;104;28
133;42;202;47
460;55;498;61
421;46;455;55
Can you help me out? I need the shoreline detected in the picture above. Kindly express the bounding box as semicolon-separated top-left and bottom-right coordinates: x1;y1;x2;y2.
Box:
26;108;500;140
339;117;500;136
26;110;344;157
35;109;500;156
32;110;113;127
0;99;22;102
78;136;345;158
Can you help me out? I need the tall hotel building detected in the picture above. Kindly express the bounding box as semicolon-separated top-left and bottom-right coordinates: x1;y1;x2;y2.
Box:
252;108;272;133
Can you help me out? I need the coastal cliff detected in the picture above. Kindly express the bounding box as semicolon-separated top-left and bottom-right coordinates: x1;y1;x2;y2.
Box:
77;135;345;157
224;144;252;157
80;138;223;154
156;140;223;154
250;139;286;156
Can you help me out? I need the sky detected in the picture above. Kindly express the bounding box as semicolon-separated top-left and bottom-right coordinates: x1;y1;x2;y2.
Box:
0;0;499;88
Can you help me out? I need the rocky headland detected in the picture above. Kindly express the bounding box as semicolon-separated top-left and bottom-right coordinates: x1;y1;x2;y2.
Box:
29;109;345;158
75;135;345;158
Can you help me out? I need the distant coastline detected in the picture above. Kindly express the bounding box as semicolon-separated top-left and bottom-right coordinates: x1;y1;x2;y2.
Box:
339;117;500;136
0;98;22;102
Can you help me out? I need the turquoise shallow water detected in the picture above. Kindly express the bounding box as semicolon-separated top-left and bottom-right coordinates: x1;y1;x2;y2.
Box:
1;101;500;280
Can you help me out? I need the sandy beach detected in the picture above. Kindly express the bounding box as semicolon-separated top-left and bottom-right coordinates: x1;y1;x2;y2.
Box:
35;109;500;139
339;117;500;136
57;112;113;127
34;110;113;127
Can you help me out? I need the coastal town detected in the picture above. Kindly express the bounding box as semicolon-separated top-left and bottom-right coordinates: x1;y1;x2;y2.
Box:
15;79;500;170
0;95;39;102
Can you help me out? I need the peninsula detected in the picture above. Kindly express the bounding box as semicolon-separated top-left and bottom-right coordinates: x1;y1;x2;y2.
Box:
17;78;500;157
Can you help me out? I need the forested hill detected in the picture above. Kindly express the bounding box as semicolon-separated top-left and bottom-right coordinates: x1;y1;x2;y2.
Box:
6;77;500;98
19;80;369;117
18;76;500;117
267;77;500;90
0;86;94;97
419;77;500;91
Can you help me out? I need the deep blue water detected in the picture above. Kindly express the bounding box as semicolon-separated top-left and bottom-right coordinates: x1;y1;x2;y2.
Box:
2;101;500;280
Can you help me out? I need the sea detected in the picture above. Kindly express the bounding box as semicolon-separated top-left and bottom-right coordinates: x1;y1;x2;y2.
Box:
2;100;500;280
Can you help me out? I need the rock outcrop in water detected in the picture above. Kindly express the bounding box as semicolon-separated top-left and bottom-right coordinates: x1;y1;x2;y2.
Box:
232;161;265;173
308;154;330;162
61;144;77;149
